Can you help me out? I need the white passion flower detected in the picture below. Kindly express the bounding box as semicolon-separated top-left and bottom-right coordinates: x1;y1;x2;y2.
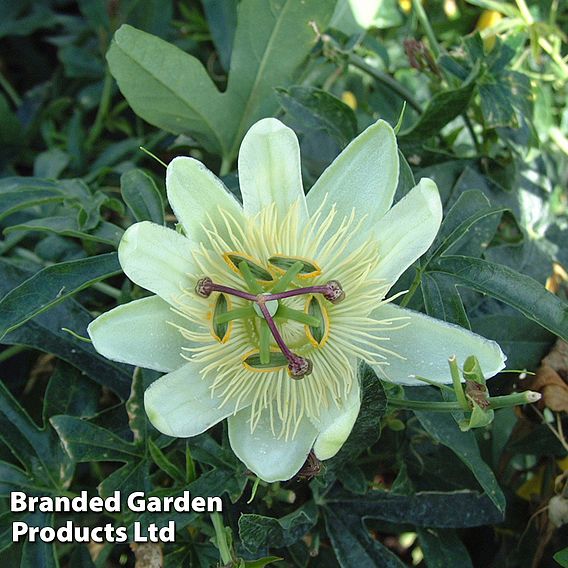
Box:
88;118;506;482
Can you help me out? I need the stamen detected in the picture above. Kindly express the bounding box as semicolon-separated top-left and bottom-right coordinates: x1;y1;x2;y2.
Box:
256;298;313;379
265;280;345;304
195;277;257;301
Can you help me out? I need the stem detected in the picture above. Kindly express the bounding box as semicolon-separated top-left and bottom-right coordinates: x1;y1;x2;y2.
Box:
388;391;541;412
389;398;461;411
86;68;113;150
219;156;232;177
348;53;423;114
412;0;441;59
0;345;27;363
463;113;481;154
210;512;232;566
399;268;423;308
92;282;122;300
0;70;21;106
449;356;470;411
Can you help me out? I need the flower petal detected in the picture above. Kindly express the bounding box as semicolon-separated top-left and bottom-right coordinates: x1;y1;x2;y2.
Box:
118;221;196;305
238;118;307;221
88;296;189;372
144;363;251;437
306;120;399;228
311;376;360;460
166;156;244;242
373;178;442;287
370;303;506;385
228;404;317;482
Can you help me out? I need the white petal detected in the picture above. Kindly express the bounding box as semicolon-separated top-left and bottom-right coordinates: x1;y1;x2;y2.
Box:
228;404;317;482
166;156;244;242
311;376;360;460
370;303;506;385
144;363;251;437
373;178;442;287
238;118;307;221
307;120;399;228
118;221;195;305
88;296;189;372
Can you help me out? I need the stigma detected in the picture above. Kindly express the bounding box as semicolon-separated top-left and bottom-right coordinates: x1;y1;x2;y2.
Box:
194;260;345;379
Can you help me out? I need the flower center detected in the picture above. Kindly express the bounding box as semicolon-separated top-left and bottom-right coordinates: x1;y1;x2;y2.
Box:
194;258;344;379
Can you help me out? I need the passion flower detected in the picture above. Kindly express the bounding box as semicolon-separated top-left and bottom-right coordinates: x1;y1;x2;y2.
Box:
88;118;505;481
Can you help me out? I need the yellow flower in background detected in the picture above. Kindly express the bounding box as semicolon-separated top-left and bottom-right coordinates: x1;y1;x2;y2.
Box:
88;118;505;482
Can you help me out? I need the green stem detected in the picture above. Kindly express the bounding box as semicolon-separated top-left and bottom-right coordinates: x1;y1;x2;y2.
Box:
347;54;423;114
449;356;470;411
219;156;232;177
210;512;232;565
0;70;21;106
388;391;540;412
92;282;122;300
85;68;113;150
399;268;423;308
412;0;441;59
0;345;27;363
463;113;481;154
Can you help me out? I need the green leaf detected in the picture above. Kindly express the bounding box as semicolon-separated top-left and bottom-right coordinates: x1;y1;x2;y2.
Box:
275;86;357;146
243;557;282;568
148;438;186;484
418;528;473;568
107;1;336;159
554;546;568;567
239;502;318;554
327;364;387;472
120;169;165;225
421;273;470;329
50;415;140;462
430;255;568;341
427;190;506;261
4;215;124;246
0;259;132;398
33;148;70;179
0;253;121;340
323;487;504;527
400;78;477;140
20;516;58;568
407;387;506;513
324;506;407;568
470;313;555;369
43;362;100;424
202;0;237;72
0;381;72;490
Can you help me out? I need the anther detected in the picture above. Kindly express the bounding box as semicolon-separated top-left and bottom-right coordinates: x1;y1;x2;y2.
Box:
288;356;313;380
322;280;345;304
195;277;213;298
